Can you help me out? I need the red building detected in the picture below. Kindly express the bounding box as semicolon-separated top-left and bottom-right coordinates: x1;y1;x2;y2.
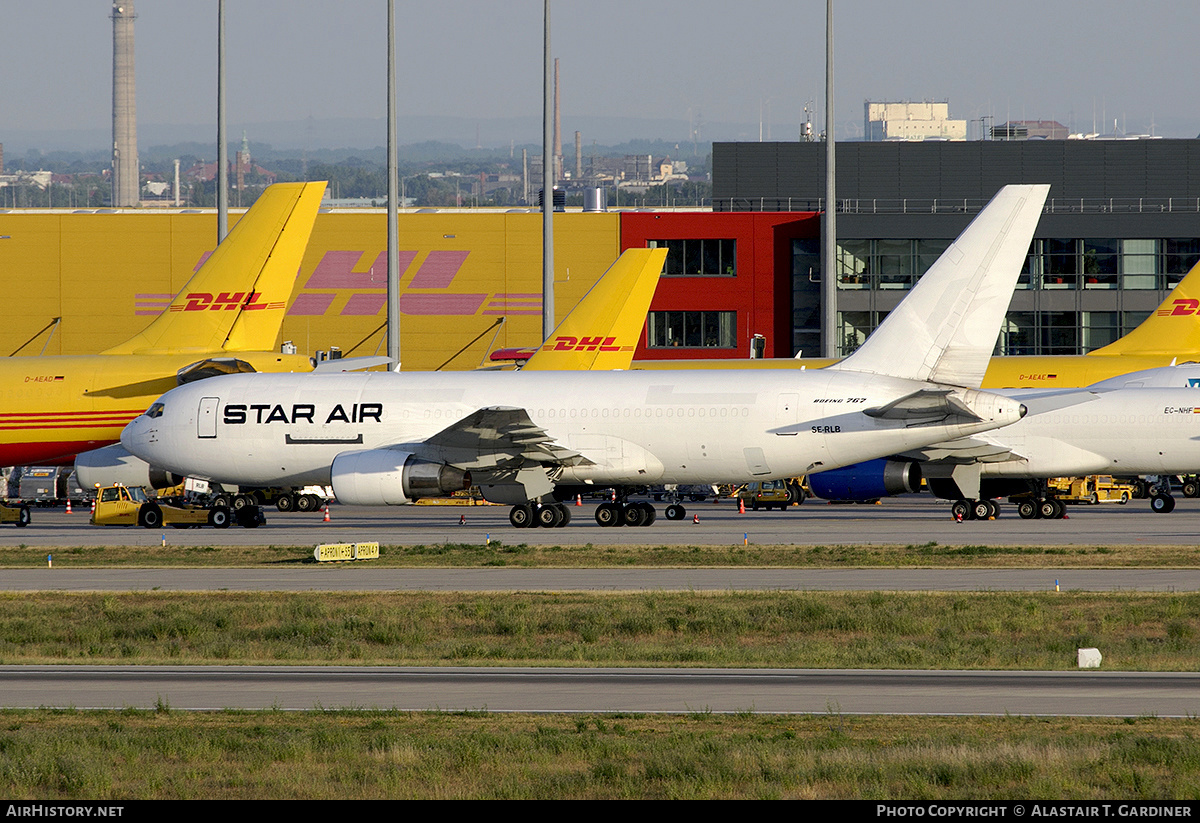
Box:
619;211;820;360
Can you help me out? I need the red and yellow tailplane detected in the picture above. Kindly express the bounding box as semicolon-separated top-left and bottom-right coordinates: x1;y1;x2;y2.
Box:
101;181;326;356
1089;259;1200;357
521;248;665;371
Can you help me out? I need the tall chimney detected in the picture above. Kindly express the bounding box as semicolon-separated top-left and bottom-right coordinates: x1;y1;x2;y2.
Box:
111;2;139;207
574;130;582;180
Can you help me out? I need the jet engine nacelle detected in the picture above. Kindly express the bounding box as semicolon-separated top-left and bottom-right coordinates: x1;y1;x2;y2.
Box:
74;444;184;491
330;449;470;506
807;458;922;502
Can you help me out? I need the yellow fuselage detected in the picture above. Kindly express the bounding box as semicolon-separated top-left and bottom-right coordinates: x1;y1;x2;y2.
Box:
0;352;312;465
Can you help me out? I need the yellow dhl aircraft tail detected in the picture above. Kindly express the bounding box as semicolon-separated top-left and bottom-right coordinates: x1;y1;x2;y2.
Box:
101;181;326;356
521;248;666;371
1089;259;1200;357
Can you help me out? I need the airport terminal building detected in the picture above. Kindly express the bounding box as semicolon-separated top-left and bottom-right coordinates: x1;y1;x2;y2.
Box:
714;139;1200;356
2;138;1199;368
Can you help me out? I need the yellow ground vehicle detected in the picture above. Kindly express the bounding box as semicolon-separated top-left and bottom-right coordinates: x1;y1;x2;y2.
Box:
1046;475;1136;505
89;485;258;529
735;479;804;511
0;501;31;527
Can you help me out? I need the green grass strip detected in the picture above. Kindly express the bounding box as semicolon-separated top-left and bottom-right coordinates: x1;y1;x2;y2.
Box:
1;590;1197;669
0;710;1197;799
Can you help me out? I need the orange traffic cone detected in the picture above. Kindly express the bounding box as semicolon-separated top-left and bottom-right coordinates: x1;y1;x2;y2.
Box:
65;500;72;514
323;505;331;523
738;498;745;514
575;494;582;507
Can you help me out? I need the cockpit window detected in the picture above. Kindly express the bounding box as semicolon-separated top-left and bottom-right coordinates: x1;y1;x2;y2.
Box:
146;402;165;419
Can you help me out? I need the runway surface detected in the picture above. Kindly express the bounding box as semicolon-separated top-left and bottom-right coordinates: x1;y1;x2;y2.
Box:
3;665;1196;716
4;494;1200;547
4;567;1200;592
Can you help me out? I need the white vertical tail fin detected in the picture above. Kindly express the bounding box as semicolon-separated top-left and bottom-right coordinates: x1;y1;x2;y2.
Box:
832;184;1049;388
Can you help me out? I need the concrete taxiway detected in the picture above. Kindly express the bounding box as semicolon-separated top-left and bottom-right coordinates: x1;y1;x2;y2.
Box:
2;495;1198;547
2;666;1196;716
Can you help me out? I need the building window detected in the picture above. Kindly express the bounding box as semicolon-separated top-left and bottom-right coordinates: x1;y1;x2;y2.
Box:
648;311;737;348
836;310;889;356
1163;239;1200;287
648;239;736;276
1122;239;1157;289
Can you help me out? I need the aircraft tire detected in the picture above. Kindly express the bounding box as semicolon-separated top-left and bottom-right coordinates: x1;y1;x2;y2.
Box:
236;505;263;528
950;500;971;521
139;504;163;529
1017;500;1037;519
594;502;620;527
295;494;317;512
971;500;992;521
276;495;294;512
509;504;534;528
211;494;231;509
556;504;571;527
1038;499;1058;520
16;506;30;527
640;503;656;525
1184;481;1200;498
208;506;231;528
536;503;563;528
664;504;685;521
620;503;647;527
1150;494;1176;514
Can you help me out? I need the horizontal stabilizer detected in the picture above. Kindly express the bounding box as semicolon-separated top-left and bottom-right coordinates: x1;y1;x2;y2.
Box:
312;356;394;373
864;389;978;422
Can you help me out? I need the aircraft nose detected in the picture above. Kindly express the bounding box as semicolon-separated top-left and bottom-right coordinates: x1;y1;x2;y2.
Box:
120;413;154;458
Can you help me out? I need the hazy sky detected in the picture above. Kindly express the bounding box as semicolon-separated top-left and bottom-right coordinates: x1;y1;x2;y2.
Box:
3;0;1198;152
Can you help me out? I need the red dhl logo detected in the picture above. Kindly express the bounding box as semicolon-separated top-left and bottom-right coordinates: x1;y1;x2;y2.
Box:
542;335;632;352
1157;298;1200;316
168;292;285;312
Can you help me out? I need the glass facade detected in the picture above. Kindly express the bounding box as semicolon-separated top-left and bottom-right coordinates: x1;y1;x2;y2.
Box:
837;238;1200;293
648;239;737;276
648;311;737;348
830;237;1200;355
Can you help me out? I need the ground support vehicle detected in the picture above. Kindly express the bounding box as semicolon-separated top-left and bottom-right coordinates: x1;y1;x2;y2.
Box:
1045;475;1135;505
0;500;30;527
734;479;806;511
90;485;262;529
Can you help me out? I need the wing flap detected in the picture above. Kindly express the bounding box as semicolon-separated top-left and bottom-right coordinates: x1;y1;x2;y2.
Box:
414;406;592;471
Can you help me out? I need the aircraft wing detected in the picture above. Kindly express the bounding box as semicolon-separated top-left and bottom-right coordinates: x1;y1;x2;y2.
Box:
897;434;1027;465
407;406;593;471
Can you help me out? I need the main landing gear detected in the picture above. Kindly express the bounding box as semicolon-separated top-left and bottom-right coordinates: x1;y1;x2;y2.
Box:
509;502;573;529
950;498;1001;521
1014;498;1067;520
594;500;656;527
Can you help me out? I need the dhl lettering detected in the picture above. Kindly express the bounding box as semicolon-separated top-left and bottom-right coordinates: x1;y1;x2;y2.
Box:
544;335;625;352
223;403;382;425
170;291;277;312
1158;298;1200;316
